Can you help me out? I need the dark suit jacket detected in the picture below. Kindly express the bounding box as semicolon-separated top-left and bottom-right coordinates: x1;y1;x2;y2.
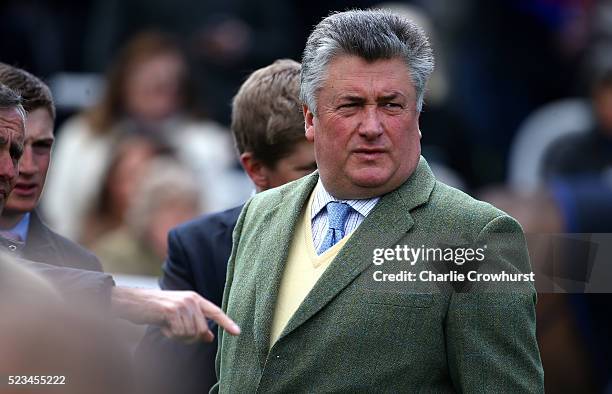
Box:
24;210;102;272
136;206;242;394
20;258;114;309
214;157;544;393
10;210;111;307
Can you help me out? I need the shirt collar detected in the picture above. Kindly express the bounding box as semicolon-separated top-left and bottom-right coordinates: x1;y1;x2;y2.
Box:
3;212;31;242
311;179;380;220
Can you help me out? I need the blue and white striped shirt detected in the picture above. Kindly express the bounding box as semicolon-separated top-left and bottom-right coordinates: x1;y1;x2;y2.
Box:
310;180;379;254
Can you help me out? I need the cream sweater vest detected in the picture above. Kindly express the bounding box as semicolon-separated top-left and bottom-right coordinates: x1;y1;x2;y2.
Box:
270;191;353;347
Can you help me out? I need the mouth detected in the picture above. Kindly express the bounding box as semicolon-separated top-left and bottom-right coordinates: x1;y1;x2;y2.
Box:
12;182;38;197
351;148;387;160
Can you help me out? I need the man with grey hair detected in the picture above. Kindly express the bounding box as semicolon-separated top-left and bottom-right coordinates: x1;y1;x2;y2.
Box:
0;84;26;210
215;9;543;392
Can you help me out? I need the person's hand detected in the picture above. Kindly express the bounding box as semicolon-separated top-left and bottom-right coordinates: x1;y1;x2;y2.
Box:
156;290;240;342
111;288;240;342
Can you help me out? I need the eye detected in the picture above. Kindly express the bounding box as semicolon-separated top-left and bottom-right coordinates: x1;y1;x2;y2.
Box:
32;141;53;154
33;141;53;148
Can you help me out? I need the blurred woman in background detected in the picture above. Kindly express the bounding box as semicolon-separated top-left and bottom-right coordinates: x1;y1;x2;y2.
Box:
92;157;201;276
42;30;248;243
79;134;175;247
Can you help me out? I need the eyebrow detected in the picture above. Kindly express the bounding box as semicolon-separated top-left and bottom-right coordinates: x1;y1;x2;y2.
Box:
377;93;406;102
336;92;407;102
336;95;365;103
32;137;55;144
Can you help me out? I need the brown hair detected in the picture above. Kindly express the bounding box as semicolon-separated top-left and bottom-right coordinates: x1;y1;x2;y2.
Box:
0;63;55;120
86;31;195;133
231;59;306;168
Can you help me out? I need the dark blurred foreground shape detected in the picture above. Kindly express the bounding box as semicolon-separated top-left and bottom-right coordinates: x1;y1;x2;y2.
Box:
0;254;135;394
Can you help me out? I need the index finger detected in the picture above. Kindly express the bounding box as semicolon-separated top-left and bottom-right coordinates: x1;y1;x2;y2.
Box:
200;299;241;336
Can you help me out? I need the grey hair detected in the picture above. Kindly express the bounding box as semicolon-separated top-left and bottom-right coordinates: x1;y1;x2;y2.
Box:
300;9;434;114
0;83;26;123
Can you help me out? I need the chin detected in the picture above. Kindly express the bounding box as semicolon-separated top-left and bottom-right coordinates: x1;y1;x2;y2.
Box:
352;179;387;189
4;202;35;214
349;169;392;188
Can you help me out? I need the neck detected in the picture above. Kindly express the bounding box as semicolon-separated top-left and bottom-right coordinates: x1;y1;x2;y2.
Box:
0;211;25;229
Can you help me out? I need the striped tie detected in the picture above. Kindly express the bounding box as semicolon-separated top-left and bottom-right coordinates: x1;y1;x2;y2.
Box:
318;201;352;254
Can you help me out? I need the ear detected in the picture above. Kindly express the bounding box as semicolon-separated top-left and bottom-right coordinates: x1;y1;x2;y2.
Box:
240;152;269;191
303;104;315;142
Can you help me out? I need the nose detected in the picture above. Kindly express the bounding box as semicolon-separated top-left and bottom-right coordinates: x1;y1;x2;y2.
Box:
358;106;384;140
18;146;35;176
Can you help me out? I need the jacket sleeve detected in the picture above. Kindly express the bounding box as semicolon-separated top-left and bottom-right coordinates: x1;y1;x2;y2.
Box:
445;215;544;393
134;227;218;394
20;259;115;310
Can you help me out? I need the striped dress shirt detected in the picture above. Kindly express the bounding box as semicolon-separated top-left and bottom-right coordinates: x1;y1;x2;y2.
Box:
310;180;379;254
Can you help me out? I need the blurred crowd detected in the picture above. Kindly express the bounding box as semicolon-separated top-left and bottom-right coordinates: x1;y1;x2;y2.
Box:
2;0;612;392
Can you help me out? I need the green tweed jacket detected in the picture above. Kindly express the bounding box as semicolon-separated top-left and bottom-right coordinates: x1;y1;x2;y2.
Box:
213;157;544;393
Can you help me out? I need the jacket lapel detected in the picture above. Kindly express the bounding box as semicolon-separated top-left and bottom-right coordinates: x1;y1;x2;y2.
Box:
277;157;436;342
253;172;319;366
23;211;59;264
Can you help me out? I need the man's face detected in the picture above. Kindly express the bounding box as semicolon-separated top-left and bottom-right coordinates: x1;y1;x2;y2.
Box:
264;140;316;189
304;55;421;199
0;107;25;212
5;108;54;215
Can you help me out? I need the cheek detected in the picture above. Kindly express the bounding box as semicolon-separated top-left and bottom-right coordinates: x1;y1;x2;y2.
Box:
315;123;345;153
35;154;52;175
390;118;419;144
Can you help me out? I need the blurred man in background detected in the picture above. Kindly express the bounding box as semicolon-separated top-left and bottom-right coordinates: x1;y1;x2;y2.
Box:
0;63;101;270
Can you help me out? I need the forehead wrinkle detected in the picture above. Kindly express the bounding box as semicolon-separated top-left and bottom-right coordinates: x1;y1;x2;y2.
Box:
331;89;410;105
326;78;414;103
0;110;25;137
0;117;23;129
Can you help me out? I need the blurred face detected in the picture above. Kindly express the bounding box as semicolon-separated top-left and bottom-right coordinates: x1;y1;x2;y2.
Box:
110;143;156;219
304;55;421;199
5;108;54;215
148;199;199;259
0;108;25;211
264;140;316;189
124;52;185;121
